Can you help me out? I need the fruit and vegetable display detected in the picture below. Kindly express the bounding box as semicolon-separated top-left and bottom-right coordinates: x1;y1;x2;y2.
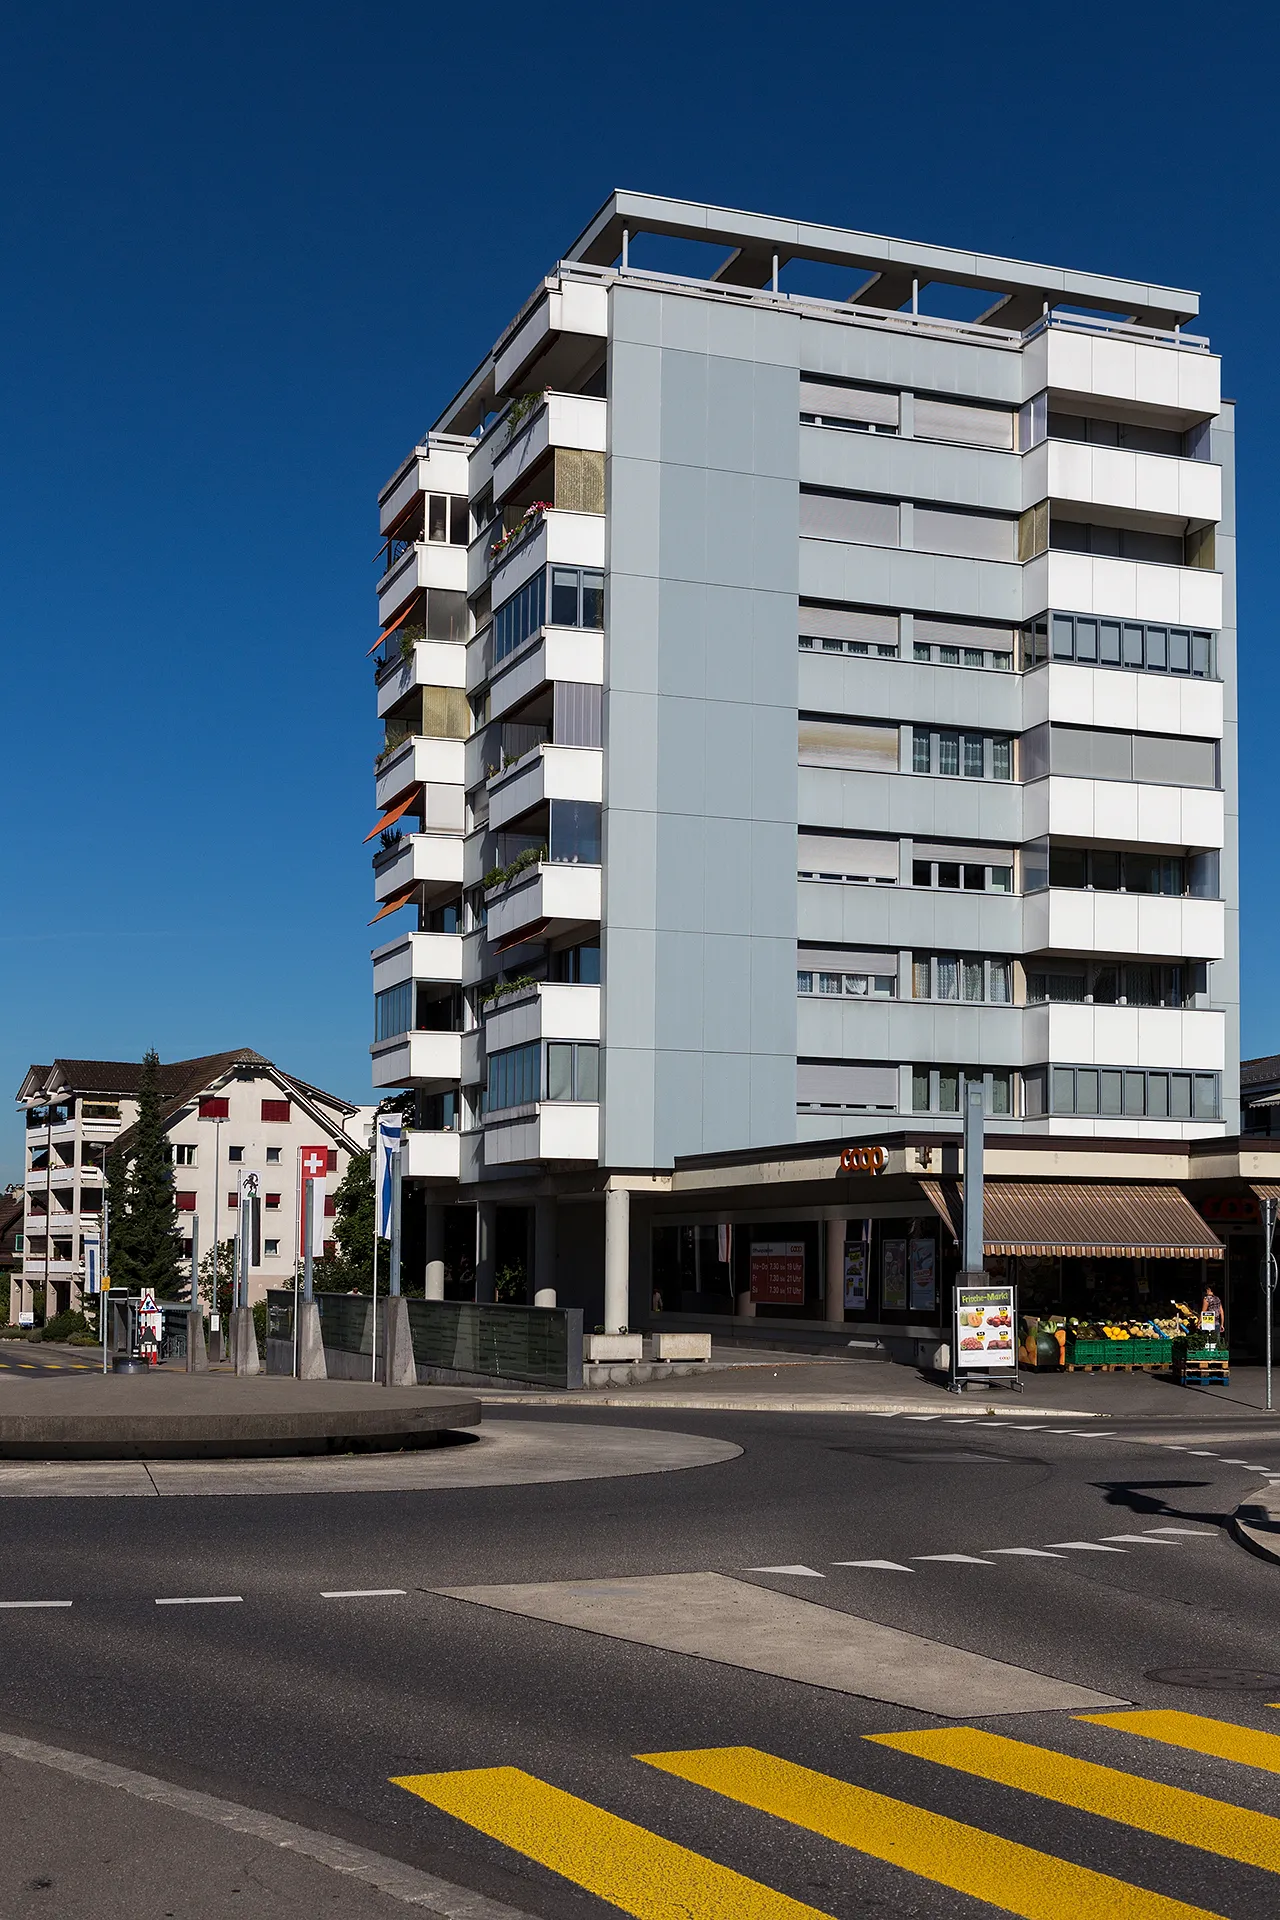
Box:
1018;1306;1210;1370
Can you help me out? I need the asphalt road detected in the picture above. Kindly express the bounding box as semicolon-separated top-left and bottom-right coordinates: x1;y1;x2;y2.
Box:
0;1343;102;1374
3;1404;1280;1918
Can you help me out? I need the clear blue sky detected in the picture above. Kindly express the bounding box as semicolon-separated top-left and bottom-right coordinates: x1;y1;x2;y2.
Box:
1;1;1274;1181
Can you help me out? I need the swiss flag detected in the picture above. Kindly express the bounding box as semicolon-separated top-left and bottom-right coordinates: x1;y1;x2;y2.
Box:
300;1146;329;1257
300;1145;329;1181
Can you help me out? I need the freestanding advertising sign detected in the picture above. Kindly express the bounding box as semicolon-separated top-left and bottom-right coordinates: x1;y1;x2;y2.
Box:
953;1282;1017;1372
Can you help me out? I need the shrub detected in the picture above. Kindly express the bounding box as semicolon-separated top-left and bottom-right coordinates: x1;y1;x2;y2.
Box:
41;1309;93;1343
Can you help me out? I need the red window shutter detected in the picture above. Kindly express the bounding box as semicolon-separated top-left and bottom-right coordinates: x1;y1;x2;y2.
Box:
176;1191;197;1212
324;1196;336;1216
326;1149;338;1171
199;1097;229;1119
323;1239;336;1259
261;1099;291;1123
228;1191;239;1209
265;1193;281;1209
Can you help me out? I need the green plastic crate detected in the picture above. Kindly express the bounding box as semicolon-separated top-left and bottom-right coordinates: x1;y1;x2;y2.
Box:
1068;1339;1173;1367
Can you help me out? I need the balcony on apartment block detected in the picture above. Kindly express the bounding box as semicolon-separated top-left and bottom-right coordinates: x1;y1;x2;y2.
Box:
492;277;608;397
371;1030;463;1090
484;1100;600;1168
1023;550;1221;630
490;626;604;723
1025;439;1220;527
372;930;463;996
487;743;602;833
485;859;602;948
402;1130;462;1181
486;505;606;602
483;981;601;1054
374;737;466;812
491;391;607;505
1025;1002;1224;1074
373;832;464;905
1023;888;1225;962
376;640;467;721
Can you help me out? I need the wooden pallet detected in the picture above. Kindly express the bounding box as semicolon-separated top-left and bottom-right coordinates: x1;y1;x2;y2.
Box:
1177;1359;1230;1385
1067;1362;1169;1373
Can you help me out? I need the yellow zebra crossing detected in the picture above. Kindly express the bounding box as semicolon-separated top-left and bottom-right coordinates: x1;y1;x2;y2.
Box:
394;1707;1280;1919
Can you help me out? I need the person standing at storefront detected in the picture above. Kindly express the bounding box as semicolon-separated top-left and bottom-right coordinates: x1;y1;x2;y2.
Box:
1200;1279;1225;1340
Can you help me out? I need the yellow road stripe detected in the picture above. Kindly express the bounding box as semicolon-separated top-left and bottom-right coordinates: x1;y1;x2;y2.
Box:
640;1746;1220;1920
391;1765;833;1920
872;1726;1280;1874
1078;1709;1280;1774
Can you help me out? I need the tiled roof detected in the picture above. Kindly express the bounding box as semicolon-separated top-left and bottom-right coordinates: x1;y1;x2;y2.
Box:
1242;1055;1280;1089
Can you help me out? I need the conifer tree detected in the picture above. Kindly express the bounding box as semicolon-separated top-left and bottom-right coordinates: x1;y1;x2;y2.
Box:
105;1049;183;1298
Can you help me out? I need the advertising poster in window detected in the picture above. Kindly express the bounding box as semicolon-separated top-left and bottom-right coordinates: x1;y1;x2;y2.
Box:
882;1238;908;1310
954;1282;1017;1370
909;1236;936;1313
750;1241;805;1307
843;1234;868;1311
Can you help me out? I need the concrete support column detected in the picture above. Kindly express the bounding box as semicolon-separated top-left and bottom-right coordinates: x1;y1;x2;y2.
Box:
826;1218;847;1326
475;1202;496;1303
424;1201;445;1302
534;1197;557;1306
603;1186;630;1333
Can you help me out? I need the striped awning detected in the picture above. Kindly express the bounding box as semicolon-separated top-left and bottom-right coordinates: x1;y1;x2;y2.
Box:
919;1179;1224;1260
1250;1183;1280;1201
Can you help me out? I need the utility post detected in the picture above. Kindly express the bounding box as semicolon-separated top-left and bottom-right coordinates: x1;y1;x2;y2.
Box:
186;1210;208;1373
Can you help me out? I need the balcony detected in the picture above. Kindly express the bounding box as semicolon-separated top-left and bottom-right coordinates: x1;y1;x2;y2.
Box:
373;833;464;904
483;982;601;1053
374;737;467;813
485;861;602;947
1023;889;1225;962
1021;776;1224;850
377;538;468;624
1023;550;1221;630
378;440;470;537
493;280;608;397
492;392;607;504
1028;324;1220;421
488;506;606;600
376;639;467;719
487;743;602;832
402;1130;462;1181
1025;1003;1225;1072
489;627;605;723
372;931;463;994
1025;441;1220;526
1023;663;1223;741
484;1101;600;1168
371;1029;463;1091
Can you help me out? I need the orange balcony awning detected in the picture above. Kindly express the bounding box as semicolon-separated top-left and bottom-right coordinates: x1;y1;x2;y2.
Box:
367;597;420;657
364;783;423;843
369;882;418;926
919;1178;1224;1260
491;919;549;955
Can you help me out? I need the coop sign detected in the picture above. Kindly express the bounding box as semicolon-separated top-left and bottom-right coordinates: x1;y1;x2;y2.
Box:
839;1144;887;1175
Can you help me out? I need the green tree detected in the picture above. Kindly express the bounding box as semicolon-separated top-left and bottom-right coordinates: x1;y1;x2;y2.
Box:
198;1238;237;1321
105;1049;183;1298
311;1151;387;1294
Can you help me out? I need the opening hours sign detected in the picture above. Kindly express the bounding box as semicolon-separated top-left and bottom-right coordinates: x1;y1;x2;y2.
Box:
750;1240;805;1306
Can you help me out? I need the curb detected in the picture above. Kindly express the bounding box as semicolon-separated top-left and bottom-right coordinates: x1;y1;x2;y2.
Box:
479;1394;1104;1417
1231;1482;1280;1566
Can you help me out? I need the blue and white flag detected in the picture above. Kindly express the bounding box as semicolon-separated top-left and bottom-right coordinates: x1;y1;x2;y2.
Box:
376;1116;402;1239
83;1234;101;1296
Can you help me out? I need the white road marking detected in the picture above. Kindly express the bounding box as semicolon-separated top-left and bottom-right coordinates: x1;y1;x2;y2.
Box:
913;1554;994;1566
1099;1534;1179;1546
1221;1459;1253;1465
1185;1450;1219;1457
0;1599;73;1609
833;1560;914;1572
1145;1526;1218;1536
987;1548;1067;1559
748;1564;825;1577
1044;1541;1127;1553
320;1588;407;1600
902;1415;944;1422
154;1595;244;1606
435;1571;1122;1715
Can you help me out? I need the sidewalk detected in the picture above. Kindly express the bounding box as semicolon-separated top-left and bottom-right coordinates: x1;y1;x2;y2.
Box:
483;1350;1280;1422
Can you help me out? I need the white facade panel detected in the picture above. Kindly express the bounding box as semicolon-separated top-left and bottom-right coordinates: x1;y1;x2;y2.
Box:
487;744;603;830
1022;665;1222;740
485;983;601;1052
371;1030;462;1090
375;737;467;808
371;932;463;994
1038;330;1220;420
1022;889;1226;961
483;1103;600;1166
1031;1005;1224;1071
377;540;468;624
373;833;464;900
1026;552;1222;628
402;1131;462;1180
490;629;605;722
485;863;602;945
1030;442;1221;525
1021;777;1224;849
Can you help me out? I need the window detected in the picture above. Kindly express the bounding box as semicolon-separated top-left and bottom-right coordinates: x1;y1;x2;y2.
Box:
797;1061;899;1110
228;1190;239;1209
1039;845;1199;898
548;799;601;865
228;1146;243;1163
1023;612;1214;678
798;602;898;655
493;570;546;665
199;1097;229;1120
486;1041;540;1113
913;1067;1016;1116
550;566;605;629
914;503;1018;562
798;964;895;998
546;1042;600;1102
265;1239;280;1257
799;488;899;547
1049;516;1186;566
423;494;468;545
375;982;413;1042
552;939;601;984
266;1146;281;1164
912;955;1012;1003
81;1101;120;1122
172;1144;196;1166
1027;962;1192;1009
327;1150;338;1172
912;728;1011;780
1048;1064;1219;1121
914;394;1015;450
1024;722;1218;790
1047;411;1186;458
262;1099;290;1123
265;1193;281;1210
799;378;899;433
175;1191;197;1212
913;858;1013;894
800;834;899;883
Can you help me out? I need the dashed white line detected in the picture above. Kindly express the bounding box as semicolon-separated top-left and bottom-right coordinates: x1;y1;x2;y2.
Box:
833;1560;914;1572
749;1565;825;1577
0;1599;73;1609
987;1548;1067;1559
914;1554;994;1566
1146;1526;1217;1537
320;1588;407;1600
1043;1541;1128;1553
154;1596;244;1607
1100;1534;1179;1546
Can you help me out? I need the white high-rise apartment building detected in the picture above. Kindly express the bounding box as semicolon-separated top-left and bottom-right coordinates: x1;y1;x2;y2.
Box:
368;191;1235;1329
